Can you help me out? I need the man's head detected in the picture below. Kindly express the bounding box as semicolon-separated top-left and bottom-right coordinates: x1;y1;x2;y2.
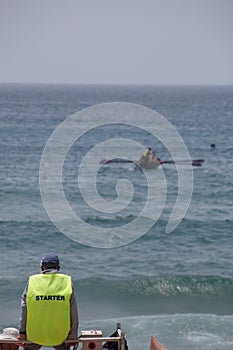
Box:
40;253;60;271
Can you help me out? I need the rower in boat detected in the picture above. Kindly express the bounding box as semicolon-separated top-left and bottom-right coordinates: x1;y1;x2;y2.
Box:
138;149;160;169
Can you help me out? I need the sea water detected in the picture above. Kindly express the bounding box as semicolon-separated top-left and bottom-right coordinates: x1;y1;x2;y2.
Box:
0;84;233;350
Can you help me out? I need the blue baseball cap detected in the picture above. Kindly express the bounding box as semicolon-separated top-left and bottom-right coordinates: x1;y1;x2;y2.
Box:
41;253;60;267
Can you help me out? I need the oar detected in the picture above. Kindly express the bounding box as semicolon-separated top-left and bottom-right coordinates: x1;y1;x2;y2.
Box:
160;159;205;166
100;158;135;164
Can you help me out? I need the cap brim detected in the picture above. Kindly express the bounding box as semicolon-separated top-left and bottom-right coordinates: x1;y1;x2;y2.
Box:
0;336;19;341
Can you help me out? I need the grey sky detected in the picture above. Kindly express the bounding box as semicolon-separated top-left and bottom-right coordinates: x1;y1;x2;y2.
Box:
1;0;233;85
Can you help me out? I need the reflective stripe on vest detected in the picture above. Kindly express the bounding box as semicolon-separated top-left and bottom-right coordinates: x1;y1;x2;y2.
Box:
26;273;72;346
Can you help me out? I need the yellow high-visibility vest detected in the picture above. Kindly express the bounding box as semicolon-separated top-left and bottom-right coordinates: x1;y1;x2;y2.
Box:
26;273;72;346
142;148;150;157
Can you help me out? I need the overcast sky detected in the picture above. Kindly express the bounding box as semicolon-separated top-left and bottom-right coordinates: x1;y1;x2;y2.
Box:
1;0;233;85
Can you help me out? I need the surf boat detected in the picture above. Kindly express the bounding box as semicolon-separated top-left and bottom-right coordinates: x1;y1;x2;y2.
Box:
136;159;160;169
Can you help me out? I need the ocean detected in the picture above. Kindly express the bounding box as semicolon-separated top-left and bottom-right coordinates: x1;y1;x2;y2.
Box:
0;83;233;350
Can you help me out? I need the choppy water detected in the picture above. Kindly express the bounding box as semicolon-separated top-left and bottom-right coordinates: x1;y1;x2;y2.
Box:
0;84;233;349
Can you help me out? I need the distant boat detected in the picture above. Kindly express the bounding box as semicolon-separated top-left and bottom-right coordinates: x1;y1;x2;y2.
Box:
100;157;204;168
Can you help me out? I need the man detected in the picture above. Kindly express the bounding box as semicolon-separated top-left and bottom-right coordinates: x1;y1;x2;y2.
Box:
138;146;151;164
19;253;78;350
